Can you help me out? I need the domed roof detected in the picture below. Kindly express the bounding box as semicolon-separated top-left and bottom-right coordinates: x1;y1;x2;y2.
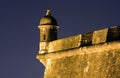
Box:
39;10;58;26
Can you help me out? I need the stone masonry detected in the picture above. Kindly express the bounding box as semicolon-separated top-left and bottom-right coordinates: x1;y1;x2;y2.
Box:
36;10;120;78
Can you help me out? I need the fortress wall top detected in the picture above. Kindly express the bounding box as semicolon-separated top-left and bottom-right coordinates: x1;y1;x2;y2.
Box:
47;26;120;53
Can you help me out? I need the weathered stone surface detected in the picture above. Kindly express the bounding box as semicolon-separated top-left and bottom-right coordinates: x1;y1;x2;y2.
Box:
48;35;82;53
37;41;120;78
37;26;120;78
92;28;108;44
46;32;93;53
39;42;49;54
38;26;120;54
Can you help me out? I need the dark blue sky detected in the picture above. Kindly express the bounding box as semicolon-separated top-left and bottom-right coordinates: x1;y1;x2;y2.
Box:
0;0;120;78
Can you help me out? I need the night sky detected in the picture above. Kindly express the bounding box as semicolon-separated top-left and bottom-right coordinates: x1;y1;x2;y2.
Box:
0;0;120;78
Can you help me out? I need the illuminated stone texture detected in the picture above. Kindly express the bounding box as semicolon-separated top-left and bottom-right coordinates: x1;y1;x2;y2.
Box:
36;10;120;78
38;10;59;54
37;41;120;78
92;28;108;44
39;26;120;54
48;35;82;52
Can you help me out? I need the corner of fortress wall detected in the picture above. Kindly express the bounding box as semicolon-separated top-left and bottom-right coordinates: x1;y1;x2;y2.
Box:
37;26;120;78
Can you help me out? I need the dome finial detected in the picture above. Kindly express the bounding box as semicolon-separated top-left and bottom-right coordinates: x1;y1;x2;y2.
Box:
40;10;58;25
46;10;51;16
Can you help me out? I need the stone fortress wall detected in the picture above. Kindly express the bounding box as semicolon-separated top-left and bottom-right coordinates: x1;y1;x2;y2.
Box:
47;26;120;53
37;26;120;78
36;10;120;78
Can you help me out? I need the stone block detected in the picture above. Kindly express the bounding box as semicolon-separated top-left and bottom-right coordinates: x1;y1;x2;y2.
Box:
81;32;93;46
39;42;49;54
48;35;82;53
92;28;108;44
107;26;120;41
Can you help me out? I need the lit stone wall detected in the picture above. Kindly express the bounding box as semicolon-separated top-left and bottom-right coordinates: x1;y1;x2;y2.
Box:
47;26;119;53
36;26;120;78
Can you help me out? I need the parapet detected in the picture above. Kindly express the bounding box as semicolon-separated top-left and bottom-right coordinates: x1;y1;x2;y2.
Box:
46;26;120;53
36;26;120;78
